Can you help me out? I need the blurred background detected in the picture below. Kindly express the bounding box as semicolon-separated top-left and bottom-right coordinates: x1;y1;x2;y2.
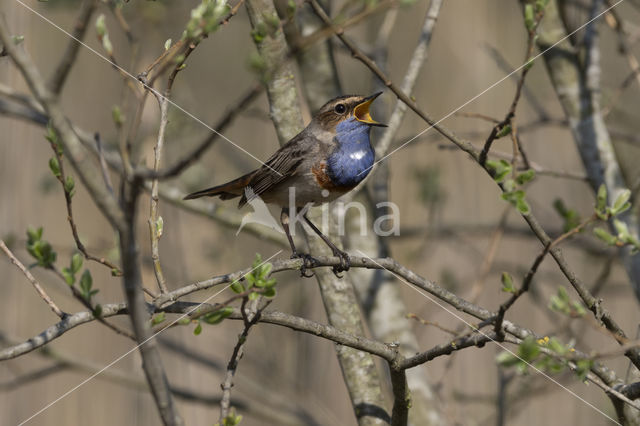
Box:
2;0;640;425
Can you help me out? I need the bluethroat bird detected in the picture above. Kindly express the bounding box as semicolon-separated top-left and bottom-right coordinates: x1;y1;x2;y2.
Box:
184;93;386;276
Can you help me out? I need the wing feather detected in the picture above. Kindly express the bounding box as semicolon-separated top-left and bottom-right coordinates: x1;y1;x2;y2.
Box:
238;132;310;207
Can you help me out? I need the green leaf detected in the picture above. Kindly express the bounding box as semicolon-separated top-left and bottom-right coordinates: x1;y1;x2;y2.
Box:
286;0;296;17
547;337;567;355
535;0;550;13
102;34;113;55
553;199;581;232
523;57;535;71
164;38;172;51
516;198;531;215
575;359;593;382
193;322;202;335
486;159;512;182
518;336;540;362
64;175;75;198
230;280;244;294
611;189;631;215
11;35;25;45
26;228;57;268
183;0;229;40
502;190;529;215
593;227;617;246
80;269;93;295
550;286;582;316
503;179;516;193
495;124;512;139
112;105;124;126
49;157;61;178
570;301;586;317
496;351;520;367
251;24;267;43
71;253;83;274
252;253;263;268
245;273;256;286
248;291;259;301
27;226;43;244
61;267;75;286
524;3;535;31
596;184;607;216
516;169;535;185
263;287;276;298
260;262;272;279
501;272;516;293
95;14;107;37
152;312;166;325
45;124;59;145
613;219;630;239
202;307;233;325
155;216;164;238
93;304;102;318
220;409;243;426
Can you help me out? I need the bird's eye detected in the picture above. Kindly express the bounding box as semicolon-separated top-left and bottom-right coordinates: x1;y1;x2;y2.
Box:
334;103;346;114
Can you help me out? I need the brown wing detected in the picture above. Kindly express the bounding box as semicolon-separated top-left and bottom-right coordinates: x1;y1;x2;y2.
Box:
183;170;256;201
239;133;310;207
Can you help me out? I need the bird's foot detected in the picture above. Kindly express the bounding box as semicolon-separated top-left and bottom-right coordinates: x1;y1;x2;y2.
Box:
291;252;316;278
331;250;350;278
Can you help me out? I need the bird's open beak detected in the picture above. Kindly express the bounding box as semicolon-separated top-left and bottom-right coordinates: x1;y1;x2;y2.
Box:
354;92;387;127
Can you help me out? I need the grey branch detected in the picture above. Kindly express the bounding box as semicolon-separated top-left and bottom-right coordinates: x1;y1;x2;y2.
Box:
0;240;65;319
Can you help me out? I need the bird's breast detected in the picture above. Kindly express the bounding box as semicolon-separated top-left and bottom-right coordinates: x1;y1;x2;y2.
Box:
325;142;374;188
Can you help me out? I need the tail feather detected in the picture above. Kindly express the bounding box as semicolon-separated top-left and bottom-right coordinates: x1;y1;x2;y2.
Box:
183;171;255;201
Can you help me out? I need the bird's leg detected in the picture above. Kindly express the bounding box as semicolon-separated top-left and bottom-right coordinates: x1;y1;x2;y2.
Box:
280;208;315;277
302;212;350;277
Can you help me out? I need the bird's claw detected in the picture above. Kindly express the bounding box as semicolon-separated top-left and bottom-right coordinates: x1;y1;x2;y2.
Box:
291;252;316;278
331;250;350;278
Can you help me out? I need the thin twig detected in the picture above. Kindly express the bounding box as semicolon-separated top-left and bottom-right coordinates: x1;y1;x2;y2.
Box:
49;265;135;340
148;93;170;294
135;83;263;180
219;298;270;422
46;130;122;275
48;0;98;94
95;133;114;195
493;215;597;334
0;240;65;319
143;0;247;84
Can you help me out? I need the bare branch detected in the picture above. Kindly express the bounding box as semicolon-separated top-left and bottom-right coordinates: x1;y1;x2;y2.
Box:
45;129;122;274
48;0;98;94
0;240;65;319
219;298;270;422
149;94;170;294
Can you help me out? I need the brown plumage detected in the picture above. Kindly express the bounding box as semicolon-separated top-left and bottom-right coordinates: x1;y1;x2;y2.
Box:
183;93;385;277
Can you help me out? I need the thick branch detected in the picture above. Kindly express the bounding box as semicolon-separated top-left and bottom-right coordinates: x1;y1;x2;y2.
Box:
119;180;183;426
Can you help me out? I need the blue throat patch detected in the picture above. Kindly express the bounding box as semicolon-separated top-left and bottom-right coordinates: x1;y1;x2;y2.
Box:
326;118;375;187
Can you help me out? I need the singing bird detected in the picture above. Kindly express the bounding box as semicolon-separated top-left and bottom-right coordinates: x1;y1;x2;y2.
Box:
184;93;386;276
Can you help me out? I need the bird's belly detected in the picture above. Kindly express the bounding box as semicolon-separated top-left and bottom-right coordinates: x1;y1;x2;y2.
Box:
261;173;347;207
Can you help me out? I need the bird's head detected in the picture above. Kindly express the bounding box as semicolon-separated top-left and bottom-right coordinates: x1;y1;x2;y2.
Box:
312;92;386;133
